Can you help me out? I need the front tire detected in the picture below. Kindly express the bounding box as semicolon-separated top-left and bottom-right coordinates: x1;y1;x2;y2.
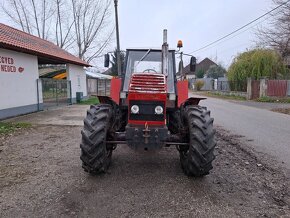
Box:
180;106;216;177
80;104;113;174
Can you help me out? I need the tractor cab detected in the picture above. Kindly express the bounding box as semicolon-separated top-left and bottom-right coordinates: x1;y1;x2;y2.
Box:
122;49;176;95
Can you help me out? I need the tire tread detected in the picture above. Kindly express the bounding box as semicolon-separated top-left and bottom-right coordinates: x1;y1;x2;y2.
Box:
80;104;112;174
180;106;216;177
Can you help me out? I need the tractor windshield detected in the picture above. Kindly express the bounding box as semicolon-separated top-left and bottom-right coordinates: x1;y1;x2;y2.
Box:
123;49;176;93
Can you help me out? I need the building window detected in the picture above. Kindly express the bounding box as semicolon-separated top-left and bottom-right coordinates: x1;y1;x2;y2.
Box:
77;76;81;89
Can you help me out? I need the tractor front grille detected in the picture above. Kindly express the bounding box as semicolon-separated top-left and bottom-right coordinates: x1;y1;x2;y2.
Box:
129;100;165;121
129;73;166;93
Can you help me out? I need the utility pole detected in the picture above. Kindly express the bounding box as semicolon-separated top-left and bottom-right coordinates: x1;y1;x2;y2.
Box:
114;0;121;77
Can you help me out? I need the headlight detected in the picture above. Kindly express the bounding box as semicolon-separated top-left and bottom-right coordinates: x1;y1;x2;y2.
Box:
155;106;163;114
131;105;139;114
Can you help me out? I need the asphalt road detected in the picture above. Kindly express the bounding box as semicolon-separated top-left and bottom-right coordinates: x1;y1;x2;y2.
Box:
193;94;290;169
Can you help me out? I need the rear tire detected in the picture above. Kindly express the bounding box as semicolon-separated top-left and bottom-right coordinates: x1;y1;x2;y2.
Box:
80;104;113;174
180;106;216;177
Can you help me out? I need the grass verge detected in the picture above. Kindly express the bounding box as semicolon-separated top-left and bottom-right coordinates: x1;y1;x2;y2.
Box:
256;96;290;103
78;97;100;105
201;91;247;101
271;108;290;115
0;122;32;135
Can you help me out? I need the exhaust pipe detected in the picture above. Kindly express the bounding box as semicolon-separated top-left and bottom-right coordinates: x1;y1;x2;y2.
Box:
162;29;169;76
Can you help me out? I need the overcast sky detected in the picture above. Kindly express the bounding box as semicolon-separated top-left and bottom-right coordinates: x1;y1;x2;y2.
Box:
118;0;273;67
0;0;274;68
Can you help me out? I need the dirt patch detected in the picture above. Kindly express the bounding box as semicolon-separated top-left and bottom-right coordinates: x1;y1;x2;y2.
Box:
272;108;290;115
0;125;289;217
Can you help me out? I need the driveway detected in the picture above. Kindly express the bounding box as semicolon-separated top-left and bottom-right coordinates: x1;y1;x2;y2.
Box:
1;125;289;217
1;102;290;217
5;105;89;126
192;93;290;169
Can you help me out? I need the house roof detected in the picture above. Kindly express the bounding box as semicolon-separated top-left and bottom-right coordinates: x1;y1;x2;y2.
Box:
196;58;217;72
102;67;112;75
182;64;192;75
39;68;66;79
0;23;90;67
86;71;113;79
38;66;65;77
178;57;217;75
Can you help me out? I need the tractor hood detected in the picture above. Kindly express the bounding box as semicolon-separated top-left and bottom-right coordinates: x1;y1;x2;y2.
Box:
127;73;167;126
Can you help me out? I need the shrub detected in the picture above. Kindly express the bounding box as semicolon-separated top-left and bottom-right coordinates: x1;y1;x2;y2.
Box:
195;80;205;91
196;69;205;78
228;49;288;91
206;64;227;79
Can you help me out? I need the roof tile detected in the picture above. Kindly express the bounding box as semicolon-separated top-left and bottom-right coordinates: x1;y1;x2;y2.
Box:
0;23;90;67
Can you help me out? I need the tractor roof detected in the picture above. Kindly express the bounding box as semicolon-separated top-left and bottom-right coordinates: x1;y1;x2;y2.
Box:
126;48;176;52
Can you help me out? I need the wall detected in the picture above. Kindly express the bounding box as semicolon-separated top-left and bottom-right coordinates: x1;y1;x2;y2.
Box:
210;90;247;98
0;48;40;119
186;75;195;79
66;64;87;103
193;78;214;91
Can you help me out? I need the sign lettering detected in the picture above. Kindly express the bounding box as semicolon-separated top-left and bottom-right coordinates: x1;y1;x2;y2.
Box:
0;56;24;73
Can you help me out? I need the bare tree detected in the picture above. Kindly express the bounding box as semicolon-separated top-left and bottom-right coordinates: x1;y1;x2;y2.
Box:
1;0;114;64
2;0;55;39
54;0;75;49
71;0;114;62
256;0;290;59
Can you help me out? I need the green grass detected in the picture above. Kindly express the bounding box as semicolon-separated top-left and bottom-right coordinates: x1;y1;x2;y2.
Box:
256;96;290;103
203;91;247;101
78;97;100;105
0;122;32;135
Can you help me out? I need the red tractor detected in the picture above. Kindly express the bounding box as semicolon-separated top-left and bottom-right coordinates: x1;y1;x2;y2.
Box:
80;30;216;177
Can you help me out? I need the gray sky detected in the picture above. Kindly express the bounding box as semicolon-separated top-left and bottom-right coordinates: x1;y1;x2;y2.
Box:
0;0;274;68
118;0;273;67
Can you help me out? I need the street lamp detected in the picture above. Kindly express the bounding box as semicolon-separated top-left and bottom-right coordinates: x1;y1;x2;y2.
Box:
114;0;121;76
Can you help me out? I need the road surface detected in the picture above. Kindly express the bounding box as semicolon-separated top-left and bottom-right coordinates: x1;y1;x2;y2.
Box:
1;105;290;217
194;94;290;169
1;125;289;217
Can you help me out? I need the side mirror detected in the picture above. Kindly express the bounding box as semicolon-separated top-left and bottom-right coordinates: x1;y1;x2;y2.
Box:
190;56;196;72
104;53;110;67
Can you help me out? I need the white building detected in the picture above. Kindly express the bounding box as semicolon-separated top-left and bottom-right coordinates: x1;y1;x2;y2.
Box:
0;23;90;120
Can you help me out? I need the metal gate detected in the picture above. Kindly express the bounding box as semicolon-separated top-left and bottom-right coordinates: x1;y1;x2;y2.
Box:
267;80;287;97
38;78;72;110
251;80;260;99
87;78;111;96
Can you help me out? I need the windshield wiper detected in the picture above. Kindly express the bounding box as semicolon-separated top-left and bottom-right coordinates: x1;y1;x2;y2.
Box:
135;49;151;67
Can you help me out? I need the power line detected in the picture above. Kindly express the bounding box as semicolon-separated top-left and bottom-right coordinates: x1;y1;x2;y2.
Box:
188;0;290;54
196;12;276;55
